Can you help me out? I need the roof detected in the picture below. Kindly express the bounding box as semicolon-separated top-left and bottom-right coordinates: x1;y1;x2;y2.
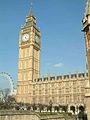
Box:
27;2;34;17
34;73;88;82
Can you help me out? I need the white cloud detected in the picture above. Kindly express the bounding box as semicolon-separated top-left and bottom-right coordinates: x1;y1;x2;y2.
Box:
53;63;63;68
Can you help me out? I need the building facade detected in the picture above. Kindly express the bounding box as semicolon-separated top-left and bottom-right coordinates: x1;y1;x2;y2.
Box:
82;0;90;119
16;10;40;103
28;72;88;106
83;0;90;86
16;6;88;106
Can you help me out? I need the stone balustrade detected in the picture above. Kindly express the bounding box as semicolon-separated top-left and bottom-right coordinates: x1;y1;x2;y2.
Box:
0;111;76;120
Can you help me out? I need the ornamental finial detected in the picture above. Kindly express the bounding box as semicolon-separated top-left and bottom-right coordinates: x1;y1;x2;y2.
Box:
84;0;90;17
28;0;33;16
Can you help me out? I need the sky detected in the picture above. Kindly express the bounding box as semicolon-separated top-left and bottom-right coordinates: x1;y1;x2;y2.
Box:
0;0;87;88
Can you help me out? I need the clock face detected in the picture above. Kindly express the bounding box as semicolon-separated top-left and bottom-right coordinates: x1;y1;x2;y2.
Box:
22;33;29;42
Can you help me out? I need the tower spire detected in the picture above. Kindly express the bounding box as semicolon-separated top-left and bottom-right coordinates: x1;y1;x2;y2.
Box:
84;0;90;17
28;0;33;16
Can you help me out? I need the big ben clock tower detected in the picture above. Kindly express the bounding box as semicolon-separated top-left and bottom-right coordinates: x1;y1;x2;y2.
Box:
16;9;40;103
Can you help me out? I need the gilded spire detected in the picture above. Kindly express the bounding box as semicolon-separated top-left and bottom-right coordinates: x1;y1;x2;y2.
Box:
85;0;90;17
28;0;33;16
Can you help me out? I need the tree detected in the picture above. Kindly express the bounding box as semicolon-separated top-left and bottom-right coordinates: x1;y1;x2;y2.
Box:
62;105;68;112
78;105;87;120
79;105;85;112
26;103;31;111
3;88;10;102
27;105;31;110
38;104;44;112
49;100;53;112
15;105;20;110
59;105;63;112
32;103;37;111
70;106;75;114
0;101;4;109
7;95;16;103
54;106;59;112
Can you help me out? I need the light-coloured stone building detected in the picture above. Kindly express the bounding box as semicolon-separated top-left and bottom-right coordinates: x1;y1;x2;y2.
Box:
29;72;88;106
82;0;90;119
16;2;88;108
17;67;88;106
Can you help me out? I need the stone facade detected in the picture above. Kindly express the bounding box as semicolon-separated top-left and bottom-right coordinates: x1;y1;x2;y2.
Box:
29;72;88;105
82;0;90;119
0;112;40;120
16;11;40;103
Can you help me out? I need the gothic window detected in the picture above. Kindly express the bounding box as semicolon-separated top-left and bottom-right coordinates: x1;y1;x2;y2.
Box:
27;48;29;57
25;49;27;57
23;49;25;58
33;90;35;95
24;73;26;81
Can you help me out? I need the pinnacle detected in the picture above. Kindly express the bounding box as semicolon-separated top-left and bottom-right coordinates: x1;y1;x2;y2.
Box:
85;0;90;16
28;1;34;17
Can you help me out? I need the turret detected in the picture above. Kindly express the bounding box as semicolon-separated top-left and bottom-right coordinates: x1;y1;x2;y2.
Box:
82;0;90;86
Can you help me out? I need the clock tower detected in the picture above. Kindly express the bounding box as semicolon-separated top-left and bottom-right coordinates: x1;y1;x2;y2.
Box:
16;9;40;103
83;0;90;87
82;0;90;119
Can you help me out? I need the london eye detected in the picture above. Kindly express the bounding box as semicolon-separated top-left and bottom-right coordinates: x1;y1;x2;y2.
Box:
0;72;14;95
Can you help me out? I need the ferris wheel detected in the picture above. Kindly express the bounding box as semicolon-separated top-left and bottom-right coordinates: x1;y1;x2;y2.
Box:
0;72;14;95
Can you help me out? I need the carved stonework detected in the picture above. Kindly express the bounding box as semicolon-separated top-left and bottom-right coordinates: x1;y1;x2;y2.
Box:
16;11;40;103
85;86;90;96
82;1;90;120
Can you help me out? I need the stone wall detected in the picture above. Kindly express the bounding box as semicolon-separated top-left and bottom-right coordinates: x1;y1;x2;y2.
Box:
40;115;75;120
0;111;75;120
0;111;39;120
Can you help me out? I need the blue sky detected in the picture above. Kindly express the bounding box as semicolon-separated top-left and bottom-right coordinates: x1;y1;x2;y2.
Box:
0;0;87;87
